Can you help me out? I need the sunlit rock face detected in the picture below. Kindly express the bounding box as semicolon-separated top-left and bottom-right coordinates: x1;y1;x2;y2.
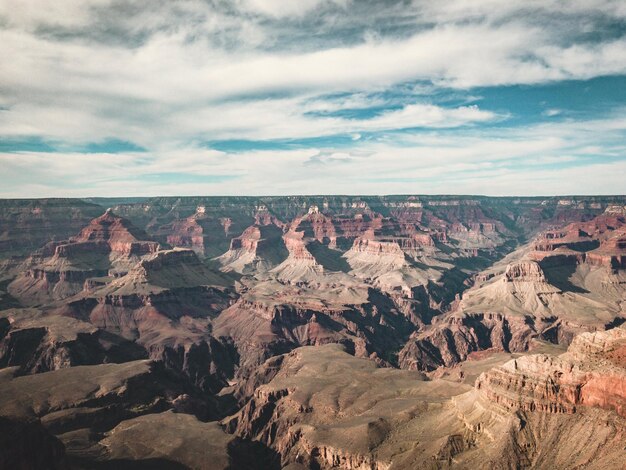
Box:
477;327;626;418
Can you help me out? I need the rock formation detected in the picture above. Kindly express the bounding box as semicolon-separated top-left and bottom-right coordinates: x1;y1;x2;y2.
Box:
7;210;160;305
0;199;103;258
225;339;626;469
0;310;146;375
477;327;626;418
399;212;626;373
1;195;626;468
217;223;288;274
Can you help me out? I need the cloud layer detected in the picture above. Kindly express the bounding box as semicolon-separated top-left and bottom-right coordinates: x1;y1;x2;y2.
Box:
0;0;625;196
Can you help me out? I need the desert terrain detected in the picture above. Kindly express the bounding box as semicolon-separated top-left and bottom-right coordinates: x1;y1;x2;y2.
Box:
0;195;625;469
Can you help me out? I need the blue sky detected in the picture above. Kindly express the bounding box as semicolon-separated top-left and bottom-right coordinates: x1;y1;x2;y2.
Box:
1;0;625;197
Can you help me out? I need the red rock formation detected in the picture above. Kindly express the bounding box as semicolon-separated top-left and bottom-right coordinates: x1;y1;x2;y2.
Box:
477;328;626;418
331;213;383;240
398;312;535;371
0;315;146;375
157;210;234;257
73;209;159;256
504;261;546;282
218;223;288;274
290;207;338;247
350;238;405;256
586;228;626;269
476;354;585;414
0;199;103;257
164;217;206;254
412;233;436;246
253;204;285;227
137;247;200;273
228;226;267;253
533;226;591;251
527;247;584;266
474;272;495;283
213;298;369;374
280;229;318;263
532;216;625;254
7;211;161;304
528;214;625;270
213;286;416;376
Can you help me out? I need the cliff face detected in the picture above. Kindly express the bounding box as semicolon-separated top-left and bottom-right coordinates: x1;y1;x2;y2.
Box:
164;216;206;254
156;207;246;258
6;198;626;379
0;199;103;258
477;354;587;414
503;260;546;282
153;336;238;395
269;229;325;281
396;211;626;373
224;340;626;470
222;345;440;470
217;223;288;274
73;209;159;256
477;328;626;418
295;208;339;247
97;411;249;470
1;241;240;408
212;284;415;376
0;357;230;453
531;213;625;270
398;312;534;371
0;313;146;375
230;225;264;252
586;228;626;269
349;237;406;257
2;196;626;468
7;210;161;305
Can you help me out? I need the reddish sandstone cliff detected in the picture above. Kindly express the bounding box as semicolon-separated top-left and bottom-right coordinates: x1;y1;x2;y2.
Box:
477;328;626;418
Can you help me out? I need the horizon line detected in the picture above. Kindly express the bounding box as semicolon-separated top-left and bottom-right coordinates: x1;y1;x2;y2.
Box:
1;194;626;201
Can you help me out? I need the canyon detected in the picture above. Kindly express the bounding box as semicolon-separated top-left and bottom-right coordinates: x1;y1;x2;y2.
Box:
0;195;625;469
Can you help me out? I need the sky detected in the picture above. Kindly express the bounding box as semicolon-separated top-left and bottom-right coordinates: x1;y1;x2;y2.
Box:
1;0;626;197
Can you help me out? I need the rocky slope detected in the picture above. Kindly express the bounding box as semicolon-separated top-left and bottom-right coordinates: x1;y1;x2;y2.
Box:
1;196;626;468
399;210;626;372
0;357;251;467
55;247;238;394
477;327;626;418
217;223;288;274
225;334;626;469
211;274;417;376
96;411;278;469
0;199;103;258
0;414;69;470
0;309;146;375
7;209;160;305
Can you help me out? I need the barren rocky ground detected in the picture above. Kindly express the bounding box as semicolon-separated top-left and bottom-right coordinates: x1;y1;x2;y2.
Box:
0;195;625;469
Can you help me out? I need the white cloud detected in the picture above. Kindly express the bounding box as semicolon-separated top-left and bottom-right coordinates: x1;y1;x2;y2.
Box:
2;16;622;146
0;0;625;196
0;88;497;145
1;116;624;197
419;0;626;23
0;0;111;30
238;0;351;18
543;109;562;117
1;14;624;102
